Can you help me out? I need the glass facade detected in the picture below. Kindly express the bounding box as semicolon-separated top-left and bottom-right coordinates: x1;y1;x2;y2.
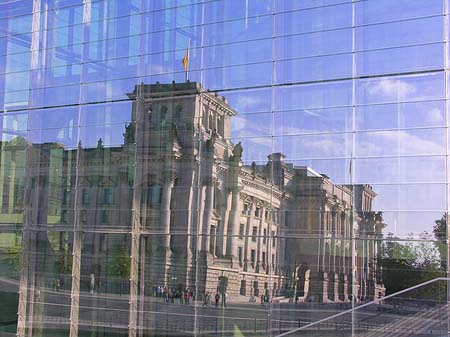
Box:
0;1;448;336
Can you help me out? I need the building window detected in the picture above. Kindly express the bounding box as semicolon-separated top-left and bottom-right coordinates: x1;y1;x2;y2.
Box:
61;210;67;223
63;189;70;204
252;226;257;242
214;187;220;210
238;247;243;266
82;189;89;204
253;281;259;296
239;224;245;239
255;207;260;217
103;188;113;204
101;210;110;224
240;280;246;296
148;184;161;205
262;252;266;268
263;229;267;244
242;204;249;215
272;231;276;247
251;249;256;268
80;210;87;222
272;254;275;270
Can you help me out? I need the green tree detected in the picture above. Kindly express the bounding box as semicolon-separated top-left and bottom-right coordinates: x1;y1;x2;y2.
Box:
4;245;21;276
379;232;445;301
109;245;130;295
433;214;447;269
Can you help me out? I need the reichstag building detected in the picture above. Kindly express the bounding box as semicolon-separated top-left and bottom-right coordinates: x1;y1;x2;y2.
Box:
0;1;448;337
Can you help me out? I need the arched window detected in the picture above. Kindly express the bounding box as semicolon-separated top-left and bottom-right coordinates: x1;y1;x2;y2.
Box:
240;280;246;296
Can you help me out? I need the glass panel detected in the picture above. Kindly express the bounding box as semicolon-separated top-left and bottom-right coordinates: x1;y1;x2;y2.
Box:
356;44;444;76
79;101;133;126
204;0;272;24
1;2;449;337
275;3;352;36
274;107;352;135
230;112;273;138
219;87;272;114
275;81;353;111
353;156;446;184
274;133;352;160
203;15;272;46
275;54;352;84
275;28;353;60
355;100;445;131
203;62;273;90
356;72;445;105
354;128;446;157
356;16;443;51
356;0;443;25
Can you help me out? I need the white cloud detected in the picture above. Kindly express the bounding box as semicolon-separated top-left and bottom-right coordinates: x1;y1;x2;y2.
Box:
367;78;416;100
231;116;246;131
235;96;260;112
357;130;445;157
303;109;321;117
427;107;444;125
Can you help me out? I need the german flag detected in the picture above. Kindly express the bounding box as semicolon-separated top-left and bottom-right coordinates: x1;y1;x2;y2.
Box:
182;39;190;72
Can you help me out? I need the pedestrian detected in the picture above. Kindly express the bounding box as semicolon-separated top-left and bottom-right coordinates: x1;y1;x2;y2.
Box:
90;273;95;294
187;289;192;304
215;292;220;307
222;291;227;308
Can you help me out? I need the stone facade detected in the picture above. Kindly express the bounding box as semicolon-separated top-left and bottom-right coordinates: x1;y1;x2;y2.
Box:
123;81;385;303
12;81;385;315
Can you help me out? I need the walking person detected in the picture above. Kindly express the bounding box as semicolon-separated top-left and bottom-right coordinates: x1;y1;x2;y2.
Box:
90;273;95;294
215;292;220;308
222;291;227;308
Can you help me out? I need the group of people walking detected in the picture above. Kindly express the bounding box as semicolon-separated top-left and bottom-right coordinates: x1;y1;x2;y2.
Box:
155;285;194;304
154;285;229;308
203;291;228;308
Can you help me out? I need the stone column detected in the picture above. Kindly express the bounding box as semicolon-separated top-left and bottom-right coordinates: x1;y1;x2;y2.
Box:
256;208;264;272
226;186;241;263
216;191;231;257
307;271;328;303
161;174;175;251
138;236;146;337
244;202;255;271
339;273;349;302
201;182;214;253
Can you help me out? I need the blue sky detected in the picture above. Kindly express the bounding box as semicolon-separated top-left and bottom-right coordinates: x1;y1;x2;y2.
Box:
0;0;448;238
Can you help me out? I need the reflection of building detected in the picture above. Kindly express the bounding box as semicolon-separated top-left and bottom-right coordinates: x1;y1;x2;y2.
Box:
13;82;386;336
123;82;386;303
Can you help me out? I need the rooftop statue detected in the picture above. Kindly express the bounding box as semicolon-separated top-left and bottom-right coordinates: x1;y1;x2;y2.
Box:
231;142;243;162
